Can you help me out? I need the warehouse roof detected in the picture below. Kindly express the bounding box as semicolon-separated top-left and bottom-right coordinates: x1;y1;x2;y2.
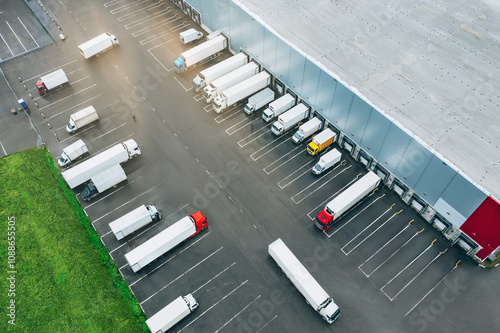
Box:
241;0;500;200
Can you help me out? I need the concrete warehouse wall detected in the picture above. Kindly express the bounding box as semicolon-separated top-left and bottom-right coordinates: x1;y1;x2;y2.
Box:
173;0;487;235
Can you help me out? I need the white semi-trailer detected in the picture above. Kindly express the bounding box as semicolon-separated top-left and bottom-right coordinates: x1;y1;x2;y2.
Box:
66;106;99;134
316;171;381;231
192;53;248;92
174;33;227;73
212;71;271;113
292;117;322;144
78;33;119;59
125;212;208;273
146;294;198;333
271;103;309;135
202;62;259;103
262;93;296;122
58;139;89;167
80;164;127;201
61;139;141;189
244;88;275;115
109;204;161;241
268;238;340;324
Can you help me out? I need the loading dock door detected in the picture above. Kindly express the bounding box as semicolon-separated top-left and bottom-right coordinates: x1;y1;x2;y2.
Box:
374;164;389;182
192;9;201;25
274;78;285;95
342;136;355;154
358;150;372;167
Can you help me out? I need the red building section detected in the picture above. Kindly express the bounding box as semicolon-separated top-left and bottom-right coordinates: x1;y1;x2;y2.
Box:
460;196;500;261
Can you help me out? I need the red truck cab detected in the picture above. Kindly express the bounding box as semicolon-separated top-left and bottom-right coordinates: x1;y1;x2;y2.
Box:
36;80;47;95
316;208;334;231
189;211;208;237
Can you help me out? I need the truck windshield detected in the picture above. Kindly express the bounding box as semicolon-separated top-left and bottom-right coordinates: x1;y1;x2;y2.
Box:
313;164;322;172
272;124;279;133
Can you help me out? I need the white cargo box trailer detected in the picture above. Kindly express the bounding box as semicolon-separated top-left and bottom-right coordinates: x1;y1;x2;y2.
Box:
268;238;340;323
212;71;271;113
271;103;309;135
262;93;296;122
81;164;127;201
109;204;161;241
146;294;198;333
193;53;248;92
78;33;119;59
292;117;322;143
244;88;275;114
312;149;342;175
174;34;227;73
326;171;380;220
202;62;259;103
66;106;99;133
36;69;69;95
62;139;140;189
125;216;196;272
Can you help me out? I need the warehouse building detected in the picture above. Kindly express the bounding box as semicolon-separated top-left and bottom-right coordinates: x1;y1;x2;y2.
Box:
170;0;500;262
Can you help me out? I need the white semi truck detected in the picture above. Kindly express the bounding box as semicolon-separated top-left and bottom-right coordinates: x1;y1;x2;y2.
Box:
192;53;248;92
125;212;208;273
262;93;296;122
80;164;127;201
316;171;381;231
146;294;198;333
202;62;259;103
312;149;342;175
268;238;340;324
78;33;119;59
212;71;271;113
61;139;141;189
292;117;322;144
36;69;69;95
174;33;227;73
271;103;309;135
58;139;89;167
179;28;203;44
66;106;99;134
244;88;275;115
109;204;161;241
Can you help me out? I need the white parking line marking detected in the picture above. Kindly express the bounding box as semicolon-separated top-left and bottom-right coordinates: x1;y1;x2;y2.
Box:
358;220;413;277
47;94;103;120
92;123;127;140
214;103;243;123
104;0;124;8
116;2;162;21
404;260;460;317
125;7;172;29
68;75;90;85
0;33;14;56
225;117;252;135
18;17;39;48
174;76;191;91
256;315;278;333
278;159;322;190
237;124;272;147
39;84;97;110
263;146;303;174
192;262;236;295
132;14;180;37
0;141;7;155
148;46;173;72
214;295;262;333
380;239;437;300
128;231;211;286
92;186;158;224
250;135;289;161
24;59;77;82
342;209;400;255
109;203;189;254
6;21;27;52
110;0;149;15
177;280;249;333
367;229;423;277
193;93;203;101
204;104;212;112
390;249;448;301
139;247;224;304
291;165;348;204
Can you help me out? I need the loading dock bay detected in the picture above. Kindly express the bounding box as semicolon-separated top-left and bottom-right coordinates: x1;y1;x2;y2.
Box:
0;0;495;332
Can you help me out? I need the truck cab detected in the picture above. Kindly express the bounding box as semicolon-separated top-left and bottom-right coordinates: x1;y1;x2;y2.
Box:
174;56;186;73
189;211;208;237
320;300;341;324
81;181;98;202
146;204;161;222
271;122;284;135
316;207;334;231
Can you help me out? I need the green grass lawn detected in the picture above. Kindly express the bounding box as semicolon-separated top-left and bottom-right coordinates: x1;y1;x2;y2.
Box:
0;147;148;332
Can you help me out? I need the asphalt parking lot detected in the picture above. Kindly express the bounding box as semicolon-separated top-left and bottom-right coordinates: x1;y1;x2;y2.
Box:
1;0;499;332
